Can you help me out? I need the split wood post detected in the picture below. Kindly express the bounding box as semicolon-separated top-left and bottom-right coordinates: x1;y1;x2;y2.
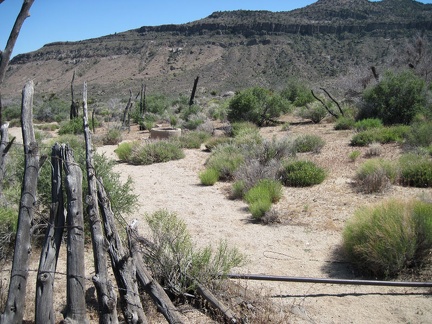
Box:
82;82;118;323
97;179;147;324
35;143;66;324
189;76;199;106
62;144;89;324
127;227;186;324
139;83;146;131
1;80;38;324
122;90;133;130
70;71;79;120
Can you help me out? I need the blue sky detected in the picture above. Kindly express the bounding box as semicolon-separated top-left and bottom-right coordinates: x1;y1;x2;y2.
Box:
1;0;431;57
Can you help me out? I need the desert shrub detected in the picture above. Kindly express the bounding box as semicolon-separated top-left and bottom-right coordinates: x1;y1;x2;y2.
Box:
228;87;290;126
293;134;325;153
0;207;17;260
350;125;410;146
181;113;206;130
404;121;432;149
354;118;383;132
115;141;135;162
58;118;83;135
365;142;382;157
205;144;245;180
360;70;427;125
230;180;246;200
2;103;21;121
349;150;361;162
248;198;272;220
143;210;245;295
35;96;70;122
35;123;59;132
280;160;326;187
245;179;283;204
280;79;314;107
128;140;185;165
334;116;355;130
199;168;220;186
399;153;432;187
231;121;258;138
177;130;211;149
355;158;398;193
296;101;328;123
342;199;432;278
204;136;231;152
102;126;122;145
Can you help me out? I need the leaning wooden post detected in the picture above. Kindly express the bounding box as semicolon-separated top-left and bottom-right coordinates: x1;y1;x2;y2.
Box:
82;82;118;323
1;80;39;323
35;143;66;324
189;76;199;106
62;144;89;324
97;178;147;324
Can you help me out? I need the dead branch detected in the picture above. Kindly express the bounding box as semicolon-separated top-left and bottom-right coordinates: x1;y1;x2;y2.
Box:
82;82;118;323
310;90;338;118
319;88;344;117
189;76;199;106
97;179;147;324
127;228;186;324
195;283;237;323
35;143;67;324
1;80;38;323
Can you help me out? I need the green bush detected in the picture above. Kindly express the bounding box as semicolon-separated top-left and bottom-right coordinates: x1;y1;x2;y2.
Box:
205;144;245;180
293;134;325;153
349;150;361;162
103;127;123;145
354;118;383;132
244;179;282;205
0;207;17;259
350;125;410;146
199;168;220;186
204;136;231;152
280;160;326;187
128;141;185;165
143;210;245;295
115;142;136;162
296;101;328;124
58;118;83;135
230;180;246;200
228;87;290;126
399;153;432;187
280;79;314;107
404;121;432;149
360;70;427;125
248;198;272;220
355;159;398;193
177;131;211;149
334;116;355;130
342;199;432;278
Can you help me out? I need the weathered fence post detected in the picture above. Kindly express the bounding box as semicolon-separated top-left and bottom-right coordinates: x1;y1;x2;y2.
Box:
35;143;66;323
127;228;186;324
1;80;38;324
0;122;15;201
97;179;147;324
189;76;199;106
62;144;89;324
82;82;118;323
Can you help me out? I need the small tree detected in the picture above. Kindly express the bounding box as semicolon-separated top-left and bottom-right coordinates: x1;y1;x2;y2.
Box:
360;70;427;125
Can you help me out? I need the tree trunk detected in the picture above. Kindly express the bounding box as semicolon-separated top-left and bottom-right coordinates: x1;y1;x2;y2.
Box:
97;179;147;324
70;71;78;120
35;143;66;324
122;90;133;130
62;144;89;324
82;82;118;324
1;80;38;324
127;228;186;324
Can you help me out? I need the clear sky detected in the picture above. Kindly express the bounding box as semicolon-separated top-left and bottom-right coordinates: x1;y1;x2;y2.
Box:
1;0;431;58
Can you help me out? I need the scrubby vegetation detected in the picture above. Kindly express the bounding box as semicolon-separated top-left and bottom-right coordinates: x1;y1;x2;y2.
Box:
279;160;326;187
355;158;398;193
343;199;432;278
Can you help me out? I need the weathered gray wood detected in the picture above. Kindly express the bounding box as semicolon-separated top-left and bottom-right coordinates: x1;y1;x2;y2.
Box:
195;283;237;323
188;76;199;106
97;179;147;324
70;71;79;120
127;228;186;324
82;82;118;323
0;122;15;200
35;143;66;324
62;144;89;324
0;0;35;125
1;80;38;324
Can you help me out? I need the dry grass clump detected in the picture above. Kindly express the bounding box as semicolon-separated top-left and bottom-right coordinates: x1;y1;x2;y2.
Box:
355;158;398;193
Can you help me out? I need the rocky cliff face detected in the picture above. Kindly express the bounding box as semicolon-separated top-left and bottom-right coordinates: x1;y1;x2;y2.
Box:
3;0;432;99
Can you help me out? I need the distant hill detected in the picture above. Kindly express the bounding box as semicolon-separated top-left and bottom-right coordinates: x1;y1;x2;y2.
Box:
3;0;432;100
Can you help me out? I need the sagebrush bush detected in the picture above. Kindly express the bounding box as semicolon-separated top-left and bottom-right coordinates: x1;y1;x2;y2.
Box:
334;116;355;130
143;210;245;295
205;144;245;180
199;168;220;186
177;130;211;149
293;134;325;153
350;126;410;146
128;140;185;165
58;118;83;135
280;160;326;187
244;179;282;205
204;136;231;152
355;158;398;193
349;150;361;162
297;101;328;123
404;121;432;149
366;142;382;157
399;153;432;187
342;199;432;278
103;126;123;145
248;198;272;220
115;141;136;162
280;79;314;107
0;207;17;260
354;118;383;132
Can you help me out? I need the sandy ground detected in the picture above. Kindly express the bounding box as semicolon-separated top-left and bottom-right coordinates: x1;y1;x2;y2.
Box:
4;120;432;323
